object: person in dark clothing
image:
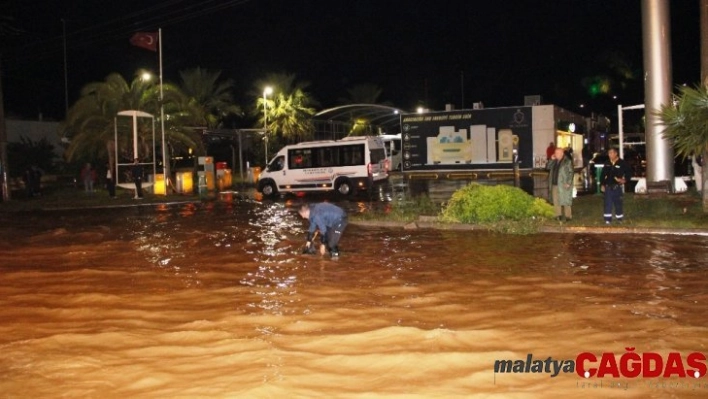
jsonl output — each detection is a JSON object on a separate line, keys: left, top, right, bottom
{"left": 81, "top": 163, "right": 96, "bottom": 193}
{"left": 23, "top": 167, "right": 34, "bottom": 197}
{"left": 546, "top": 142, "right": 555, "bottom": 160}
{"left": 581, "top": 145, "right": 592, "bottom": 168}
{"left": 30, "top": 165, "right": 42, "bottom": 197}
{"left": 600, "top": 148, "right": 633, "bottom": 224}
{"left": 298, "top": 202, "right": 348, "bottom": 258}
{"left": 131, "top": 158, "right": 144, "bottom": 199}
{"left": 106, "top": 163, "right": 116, "bottom": 198}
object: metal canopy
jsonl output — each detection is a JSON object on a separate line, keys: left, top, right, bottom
{"left": 313, "top": 104, "right": 404, "bottom": 138}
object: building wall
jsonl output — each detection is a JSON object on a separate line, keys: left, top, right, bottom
{"left": 553, "top": 106, "right": 586, "bottom": 168}
{"left": 531, "top": 105, "right": 555, "bottom": 168}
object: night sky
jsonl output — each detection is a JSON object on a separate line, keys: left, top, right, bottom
{"left": 2, "top": 1, "right": 701, "bottom": 123}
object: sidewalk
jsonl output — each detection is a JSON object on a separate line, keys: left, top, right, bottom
{"left": 350, "top": 218, "right": 708, "bottom": 236}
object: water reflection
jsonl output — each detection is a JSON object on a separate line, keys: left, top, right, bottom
{"left": 0, "top": 202, "right": 707, "bottom": 397}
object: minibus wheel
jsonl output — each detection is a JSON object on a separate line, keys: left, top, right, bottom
{"left": 260, "top": 180, "right": 278, "bottom": 197}
{"left": 335, "top": 178, "right": 353, "bottom": 196}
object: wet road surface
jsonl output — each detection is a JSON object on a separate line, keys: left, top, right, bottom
{"left": 1, "top": 199, "right": 707, "bottom": 398}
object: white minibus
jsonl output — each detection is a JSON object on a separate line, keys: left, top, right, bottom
{"left": 257, "top": 136, "right": 389, "bottom": 197}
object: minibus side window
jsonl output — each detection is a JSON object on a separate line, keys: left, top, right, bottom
{"left": 315, "top": 146, "right": 337, "bottom": 167}
{"left": 288, "top": 149, "right": 312, "bottom": 169}
{"left": 339, "top": 144, "right": 364, "bottom": 166}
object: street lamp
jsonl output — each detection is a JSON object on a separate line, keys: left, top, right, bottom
{"left": 263, "top": 86, "right": 273, "bottom": 164}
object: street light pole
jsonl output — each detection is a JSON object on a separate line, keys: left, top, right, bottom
{"left": 62, "top": 19, "right": 69, "bottom": 118}
{"left": 263, "top": 86, "right": 273, "bottom": 164}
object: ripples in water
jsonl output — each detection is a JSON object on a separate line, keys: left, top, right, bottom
{"left": 0, "top": 201, "right": 707, "bottom": 397}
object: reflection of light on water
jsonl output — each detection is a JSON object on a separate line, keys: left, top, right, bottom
{"left": 240, "top": 203, "right": 305, "bottom": 317}
{"left": 241, "top": 264, "right": 300, "bottom": 315}
{"left": 4, "top": 201, "right": 708, "bottom": 397}
{"left": 128, "top": 203, "right": 208, "bottom": 287}
{"left": 179, "top": 202, "right": 198, "bottom": 217}
{"left": 355, "top": 201, "right": 372, "bottom": 214}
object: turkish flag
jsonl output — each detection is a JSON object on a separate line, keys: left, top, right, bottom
{"left": 130, "top": 32, "right": 158, "bottom": 52}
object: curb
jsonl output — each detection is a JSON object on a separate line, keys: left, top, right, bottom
{"left": 349, "top": 219, "right": 708, "bottom": 236}
{"left": 41, "top": 200, "right": 199, "bottom": 211}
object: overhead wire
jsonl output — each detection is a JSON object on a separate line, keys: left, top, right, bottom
{"left": 5, "top": 0, "right": 253, "bottom": 66}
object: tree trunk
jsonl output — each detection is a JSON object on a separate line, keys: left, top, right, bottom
{"left": 702, "top": 0, "right": 708, "bottom": 211}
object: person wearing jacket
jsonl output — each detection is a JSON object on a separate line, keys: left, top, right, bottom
{"left": 131, "top": 158, "right": 144, "bottom": 199}
{"left": 298, "top": 202, "right": 348, "bottom": 258}
{"left": 600, "top": 147, "right": 633, "bottom": 224}
{"left": 546, "top": 147, "right": 575, "bottom": 222}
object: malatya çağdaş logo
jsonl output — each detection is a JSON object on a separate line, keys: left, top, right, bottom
{"left": 494, "top": 348, "right": 707, "bottom": 379}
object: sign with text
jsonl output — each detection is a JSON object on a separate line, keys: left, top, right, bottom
{"left": 400, "top": 107, "right": 533, "bottom": 171}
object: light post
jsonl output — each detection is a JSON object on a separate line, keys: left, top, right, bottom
{"left": 263, "top": 86, "right": 273, "bottom": 164}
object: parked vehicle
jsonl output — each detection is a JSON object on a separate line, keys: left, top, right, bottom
{"left": 589, "top": 148, "right": 645, "bottom": 178}
{"left": 257, "top": 136, "right": 389, "bottom": 197}
{"left": 380, "top": 134, "right": 402, "bottom": 172}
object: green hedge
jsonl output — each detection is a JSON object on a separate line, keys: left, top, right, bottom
{"left": 440, "top": 183, "right": 554, "bottom": 224}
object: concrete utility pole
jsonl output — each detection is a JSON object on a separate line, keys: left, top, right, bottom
{"left": 641, "top": 0, "right": 675, "bottom": 188}
{"left": 703, "top": 0, "right": 708, "bottom": 85}
{"left": 701, "top": 0, "right": 708, "bottom": 206}
{"left": 0, "top": 56, "right": 9, "bottom": 201}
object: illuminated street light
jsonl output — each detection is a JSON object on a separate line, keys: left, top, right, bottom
{"left": 141, "top": 71, "right": 152, "bottom": 82}
{"left": 263, "top": 86, "right": 273, "bottom": 164}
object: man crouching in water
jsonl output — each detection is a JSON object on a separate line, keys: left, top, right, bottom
{"left": 298, "top": 202, "right": 348, "bottom": 258}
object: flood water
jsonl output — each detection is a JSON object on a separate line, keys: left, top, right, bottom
{"left": 1, "top": 198, "right": 708, "bottom": 398}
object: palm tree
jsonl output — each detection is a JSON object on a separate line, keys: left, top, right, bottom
{"left": 253, "top": 73, "right": 317, "bottom": 147}
{"left": 338, "top": 83, "right": 384, "bottom": 105}
{"left": 337, "top": 83, "right": 390, "bottom": 137}
{"left": 179, "top": 67, "right": 242, "bottom": 129}
{"left": 62, "top": 72, "right": 203, "bottom": 177}
{"left": 659, "top": 83, "right": 708, "bottom": 211}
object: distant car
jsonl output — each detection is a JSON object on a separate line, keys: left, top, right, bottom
{"left": 588, "top": 149, "right": 643, "bottom": 192}
{"left": 589, "top": 149, "right": 644, "bottom": 178}
{"left": 591, "top": 148, "right": 693, "bottom": 192}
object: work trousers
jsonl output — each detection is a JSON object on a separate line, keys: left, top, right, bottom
{"left": 604, "top": 185, "right": 623, "bottom": 222}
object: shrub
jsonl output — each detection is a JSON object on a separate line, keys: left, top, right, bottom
{"left": 440, "top": 183, "right": 554, "bottom": 224}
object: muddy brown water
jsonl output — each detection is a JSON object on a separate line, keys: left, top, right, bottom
{"left": 1, "top": 199, "right": 707, "bottom": 398}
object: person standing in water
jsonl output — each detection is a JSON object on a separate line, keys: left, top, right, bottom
{"left": 298, "top": 202, "right": 348, "bottom": 258}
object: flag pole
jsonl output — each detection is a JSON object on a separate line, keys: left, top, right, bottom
{"left": 159, "top": 28, "right": 168, "bottom": 195}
